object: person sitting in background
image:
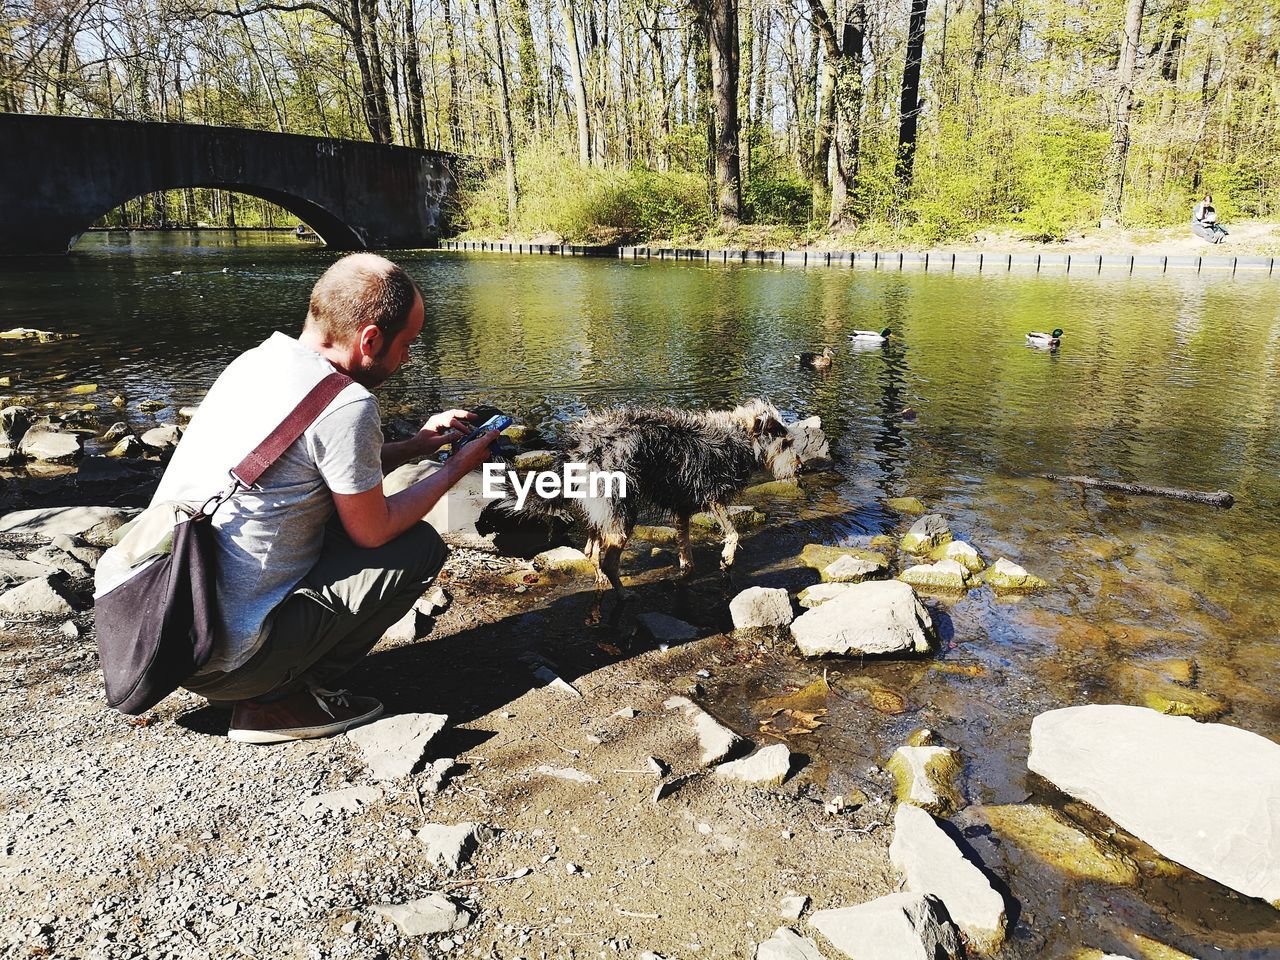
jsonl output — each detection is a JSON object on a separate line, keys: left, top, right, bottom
{"left": 1192, "top": 194, "right": 1229, "bottom": 244}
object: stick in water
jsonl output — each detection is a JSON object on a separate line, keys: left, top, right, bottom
{"left": 1043, "top": 474, "right": 1234, "bottom": 508}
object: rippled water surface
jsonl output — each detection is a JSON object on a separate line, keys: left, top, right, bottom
{"left": 4, "top": 232, "right": 1280, "bottom": 956}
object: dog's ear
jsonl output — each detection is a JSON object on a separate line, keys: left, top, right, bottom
{"left": 753, "top": 411, "right": 788, "bottom": 439}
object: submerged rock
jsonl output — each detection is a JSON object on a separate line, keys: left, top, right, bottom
{"left": 901, "top": 514, "right": 952, "bottom": 555}
{"left": 713, "top": 743, "right": 794, "bottom": 787}
{"left": 889, "top": 803, "right": 1008, "bottom": 952}
{"left": 886, "top": 745, "right": 964, "bottom": 816}
{"left": 1028, "top": 704, "right": 1280, "bottom": 906}
{"left": 953, "top": 804, "right": 1138, "bottom": 885}
{"left": 790, "top": 581, "right": 933, "bottom": 658}
{"left": 800, "top": 543, "right": 886, "bottom": 575}
{"left": 899, "top": 559, "right": 969, "bottom": 592}
{"left": 822, "top": 553, "right": 887, "bottom": 583}
{"left": 692, "top": 505, "right": 766, "bottom": 529}
{"left": 808, "top": 893, "right": 961, "bottom": 960}
{"left": 730, "top": 586, "right": 794, "bottom": 630}
{"left": 886, "top": 496, "right": 926, "bottom": 515}
{"left": 743, "top": 478, "right": 804, "bottom": 498}
{"left": 983, "top": 558, "right": 1048, "bottom": 593}
{"left": 514, "top": 449, "right": 557, "bottom": 470}
{"left": 634, "top": 524, "right": 679, "bottom": 544}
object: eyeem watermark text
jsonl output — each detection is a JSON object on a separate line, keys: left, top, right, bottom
{"left": 483, "top": 462, "right": 628, "bottom": 509}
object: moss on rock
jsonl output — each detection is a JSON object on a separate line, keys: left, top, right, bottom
{"left": 886, "top": 745, "right": 964, "bottom": 816}
{"left": 983, "top": 558, "right": 1049, "bottom": 593}
{"left": 886, "top": 496, "right": 926, "bottom": 514}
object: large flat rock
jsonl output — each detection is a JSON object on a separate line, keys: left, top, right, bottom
{"left": 889, "top": 803, "right": 1008, "bottom": 952}
{"left": 809, "top": 892, "right": 961, "bottom": 960}
{"left": 0, "top": 505, "right": 137, "bottom": 540}
{"left": 1028, "top": 704, "right": 1280, "bottom": 906}
{"left": 790, "top": 580, "right": 932, "bottom": 658}
{"left": 347, "top": 712, "right": 448, "bottom": 781}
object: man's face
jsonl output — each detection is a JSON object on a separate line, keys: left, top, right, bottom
{"left": 354, "top": 293, "right": 424, "bottom": 389}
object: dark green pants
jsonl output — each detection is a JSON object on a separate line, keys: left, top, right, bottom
{"left": 185, "top": 521, "right": 448, "bottom": 703}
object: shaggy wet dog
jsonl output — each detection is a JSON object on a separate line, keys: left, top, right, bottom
{"left": 488, "top": 399, "right": 803, "bottom": 620}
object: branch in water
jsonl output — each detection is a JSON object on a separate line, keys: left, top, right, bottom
{"left": 1043, "top": 474, "right": 1234, "bottom": 509}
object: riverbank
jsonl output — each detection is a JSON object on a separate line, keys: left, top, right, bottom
{"left": 454, "top": 218, "right": 1280, "bottom": 261}
{"left": 4, "top": 492, "right": 1277, "bottom": 960}
{"left": 1, "top": 412, "right": 1278, "bottom": 957}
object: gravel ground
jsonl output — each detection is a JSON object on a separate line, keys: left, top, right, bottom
{"left": 0, "top": 536, "right": 902, "bottom": 960}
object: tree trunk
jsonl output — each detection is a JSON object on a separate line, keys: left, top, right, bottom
{"left": 559, "top": 0, "right": 592, "bottom": 164}
{"left": 442, "top": 0, "right": 463, "bottom": 149}
{"left": 404, "top": 0, "right": 426, "bottom": 147}
{"left": 813, "top": 56, "right": 835, "bottom": 188}
{"left": 703, "top": 0, "right": 743, "bottom": 226}
{"left": 511, "top": 0, "right": 541, "bottom": 135}
{"left": 487, "top": 0, "right": 520, "bottom": 225}
{"left": 1103, "top": 0, "right": 1146, "bottom": 218}
{"left": 895, "top": 0, "right": 928, "bottom": 191}
{"left": 829, "top": 8, "right": 865, "bottom": 226}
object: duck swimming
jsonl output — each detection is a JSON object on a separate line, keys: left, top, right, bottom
{"left": 798, "top": 347, "right": 836, "bottom": 370}
{"left": 1026, "top": 328, "right": 1063, "bottom": 349}
{"left": 851, "top": 328, "right": 891, "bottom": 344}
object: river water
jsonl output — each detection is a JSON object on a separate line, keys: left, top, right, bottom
{"left": 3, "top": 232, "right": 1279, "bottom": 956}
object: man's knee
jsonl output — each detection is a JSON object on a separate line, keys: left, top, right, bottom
{"left": 389, "top": 521, "right": 449, "bottom": 587}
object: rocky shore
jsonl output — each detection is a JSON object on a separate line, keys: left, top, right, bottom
{"left": 1, "top": 383, "right": 1277, "bottom": 959}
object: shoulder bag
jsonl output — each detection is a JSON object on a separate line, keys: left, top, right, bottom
{"left": 95, "top": 371, "right": 352, "bottom": 715}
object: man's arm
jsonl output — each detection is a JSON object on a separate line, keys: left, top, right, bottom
{"left": 335, "top": 430, "right": 501, "bottom": 549}
{"left": 380, "top": 408, "right": 477, "bottom": 473}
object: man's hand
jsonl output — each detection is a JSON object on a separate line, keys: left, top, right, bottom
{"left": 381, "top": 408, "right": 479, "bottom": 473}
{"left": 336, "top": 426, "right": 505, "bottom": 549}
{"left": 416, "top": 408, "right": 478, "bottom": 454}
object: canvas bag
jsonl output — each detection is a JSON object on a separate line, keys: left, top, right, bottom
{"left": 94, "top": 371, "right": 352, "bottom": 715}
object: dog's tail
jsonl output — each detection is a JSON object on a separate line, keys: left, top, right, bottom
{"left": 482, "top": 451, "right": 579, "bottom": 523}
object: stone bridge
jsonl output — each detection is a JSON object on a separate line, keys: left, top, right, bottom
{"left": 0, "top": 113, "right": 461, "bottom": 255}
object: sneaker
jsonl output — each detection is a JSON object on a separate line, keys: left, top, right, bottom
{"left": 228, "top": 687, "right": 383, "bottom": 744}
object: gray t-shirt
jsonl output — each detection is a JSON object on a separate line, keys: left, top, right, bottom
{"left": 96, "top": 332, "right": 384, "bottom": 673}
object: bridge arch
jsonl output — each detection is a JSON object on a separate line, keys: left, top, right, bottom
{"left": 75, "top": 183, "right": 366, "bottom": 251}
{"left": 1, "top": 113, "right": 459, "bottom": 256}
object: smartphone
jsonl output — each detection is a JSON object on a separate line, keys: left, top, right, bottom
{"left": 439, "top": 414, "right": 512, "bottom": 461}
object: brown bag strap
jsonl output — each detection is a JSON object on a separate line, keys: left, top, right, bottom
{"left": 230, "top": 371, "right": 353, "bottom": 487}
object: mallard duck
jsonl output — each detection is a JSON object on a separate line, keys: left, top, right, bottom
{"left": 798, "top": 347, "right": 836, "bottom": 370}
{"left": 851, "top": 328, "right": 890, "bottom": 344}
{"left": 1026, "top": 328, "right": 1063, "bottom": 349}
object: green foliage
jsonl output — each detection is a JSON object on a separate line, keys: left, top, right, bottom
{"left": 459, "top": 143, "right": 712, "bottom": 244}
{"left": 743, "top": 170, "right": 812, "bottom": 226}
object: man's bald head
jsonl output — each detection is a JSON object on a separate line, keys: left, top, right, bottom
{"left": 303, "top": 253, "right": 421, "bottom": 346}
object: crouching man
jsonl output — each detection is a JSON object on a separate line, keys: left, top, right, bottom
{"left": 95, "top": 253, "right": 499, "bottom": 743}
